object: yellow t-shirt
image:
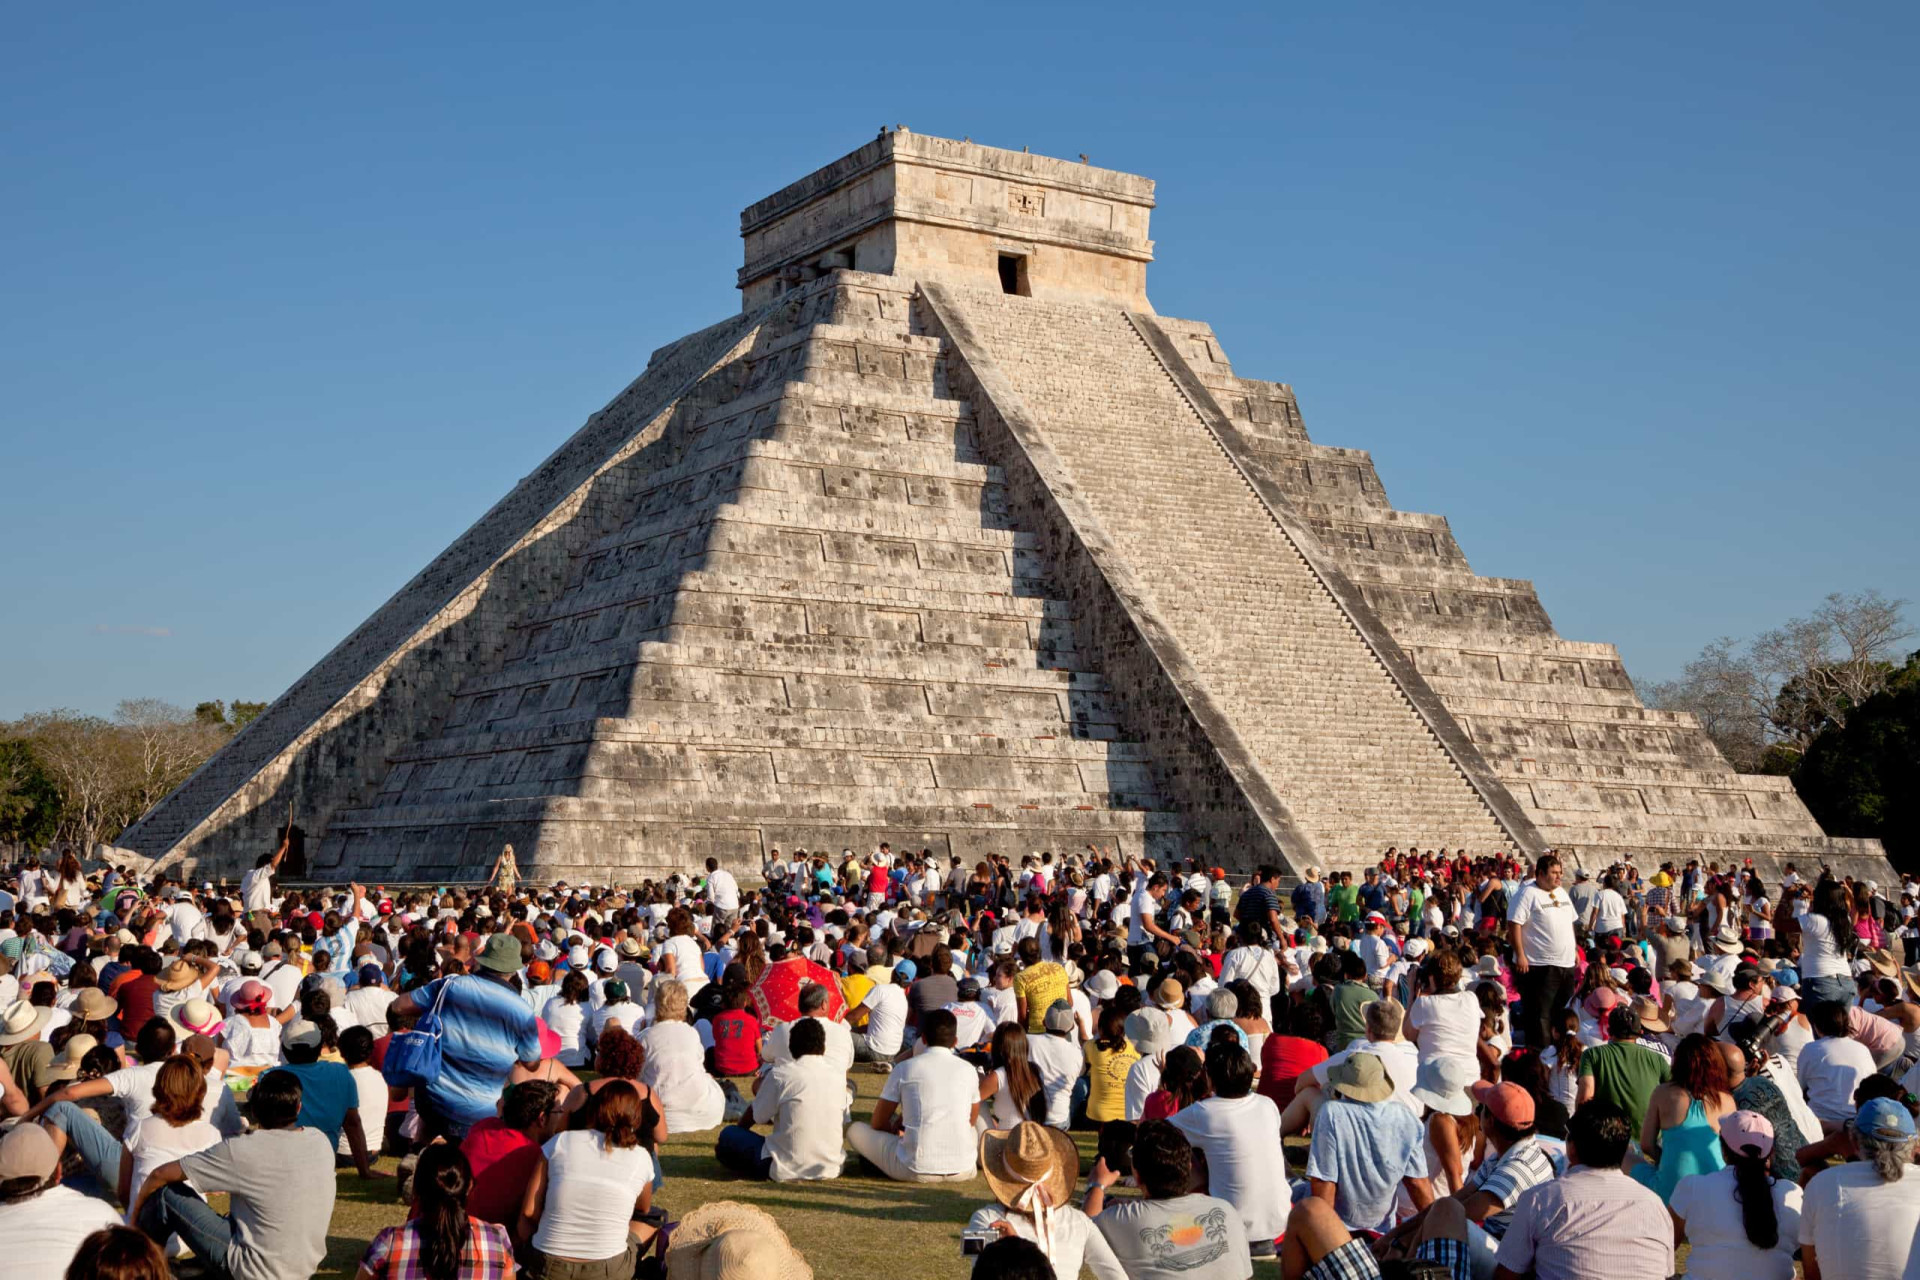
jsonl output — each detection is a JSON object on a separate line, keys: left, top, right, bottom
{"left": 1084, "top": 1039, "right": 1142, "bottom": 1123}
{"left": 840, "top": 974, "right": 875, "bottom": 1029}
{"left": 1012, "top": 961, "right": 1068, "bottom": 1032}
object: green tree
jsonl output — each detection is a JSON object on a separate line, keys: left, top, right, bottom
{"left": 0, "top": 738, "right": 63, "bottom": 848}
{"left": 1793, "top": 652, "right": 1920, "bottom": 868}
{"left": 229, "top": 700, "right": 267, "bottom": 730}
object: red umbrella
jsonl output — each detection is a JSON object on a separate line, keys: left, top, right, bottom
{"left": 752, "top": 955, "right": 847, "bottom": 1024}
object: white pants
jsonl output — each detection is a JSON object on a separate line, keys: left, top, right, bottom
{"left": 844, "top": 1122, "right": 973, "bottom": 1183}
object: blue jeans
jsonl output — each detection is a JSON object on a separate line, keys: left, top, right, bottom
{"left": 142, "top": 1184, "right": 234, "bottom": 1279}
{"left": 714, "top": 1124, "right": 773, "bottom": 1179}
{"left": 1802, "top": 974, "right": 1856, "bottom": 1007}
{"left": 41, "top": 1101, "right": 125, "bottom": 1202}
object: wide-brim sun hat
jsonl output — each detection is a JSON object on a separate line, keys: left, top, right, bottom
{"left": 0, "top": 1000, "right": 51, "bottom": 1046}
{"left": 1409, "top": 1055, "right": 1476, "bottom": 1116}
{"left": 1329, "top": 1051, "right": 1396, "bottom": 1104}
{"left": 665, "top": 1200, "right": 812, "bottom": 1280}
{"left": 156, "top": 960, "right": 199, "bottom": 992}
{"left": 980, "top": 1120, "right": 1079, "bottom": 1213}
{"left": 72, "top": 987, "right": 116, "bottom": 1022}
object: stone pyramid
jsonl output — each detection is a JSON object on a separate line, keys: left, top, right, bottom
{"left": 123, "top": 131, "right": 1889, "bottom": 884}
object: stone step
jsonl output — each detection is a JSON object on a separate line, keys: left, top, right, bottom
{"left": 390, "top": 714, "right": 1157, "bottom": 766}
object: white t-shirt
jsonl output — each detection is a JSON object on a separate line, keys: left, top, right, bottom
{"left": 241, "top": 867, "right": 273, "bottom": 913}
{"left": 1507, "top": 881, "right": 1577, "bottom": 967}
{"left": 880, "top": 1045, "right": 977, "bottom": 1176}
{"left": 221, "top": 1017, "right": 284, "bottom": 1071}
{"left": 0, "top": 1184, "right": 124, "bottom": 1276}
{"left": 1124, "top": 1055, "right": 1163, "bottom": 1122}
{"left": 1169, "top": 1094, "right": 1292, "bottom": 1243}
{"left": 1798, "top": 1036, "right": 1879, "bottom": 1123}
{"left": 861, "top": 983, "right": 909, "bottom": 1058}
{"left": 1670, "top": 1164, "right": 1801, "bottom": 1280}
{"left": 979, "top": 986, "right": 1018, "bottom": 1027}
{"left": 1028, "top": 1033, "right": 1083, "bottom": 1127}
{"left": 531, "top": 1130, "right": 655, "bottom": 1261}
{"left": 637, "top": 1020, "right": 725, "bottom": 1133}
{"left": 126, "top": 1114, "right": 224, "bottom": 1221}
{"left": 1591, "top": 888, "right": 1628, "bottom": 933}
{"left": 763, "top": 1015, "right": 855, "bottom": 1076}
{"left": 1796, "top": 912, "right": 1851, "bottom": 981}
{"left": 1219, "top": 946, "right": 1281, "bottom": 1004}
{"left": 591, "top": 1000, "right": 649, "bottom": 1043}
{"left": 706, "top": 869, "right": 740, "bottom": 912}
{"left": 339, "top": 1065, "right": 389, "bottom": 1156}
{"left": 658, "top": 935, "right": 707, "bottom": 999}
{"left": 1127, "top": 889, "right": 1159, "bottom": 947}
{"left": 1408, "top": 991, "right": 1481, "bottom": 1067}
{"left": 541, "top": 997, "right": 590, "bottom": 1067}
{"left": 752, "top": 1054, "right": 845, "bottom": 1181}
{"left": 965, "top": 1203, "right": 1128, "bottom": 1280}
{"left": 344, "top": 986, "right": 396, "bottom": 1036}
{"left": 1799, "top": 1160, "right": 1920, "bottom": 1280}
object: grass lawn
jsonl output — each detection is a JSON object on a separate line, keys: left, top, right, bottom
{"left": 312, "top": 1075, "right": 1709, "bottom": 1278}
{"left": 318, "top": 1069, "right": 1059, "bottom": 1279}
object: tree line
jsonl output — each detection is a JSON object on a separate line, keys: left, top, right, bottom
{"left": 0, "top": 698, "right": 264, "bottom": 857}
{"left": 1645, "top": 589, "right": 1916, "bottom": 864}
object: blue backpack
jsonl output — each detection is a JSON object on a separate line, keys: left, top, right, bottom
{"left": 381, "top": 975, "right": 455, "bottom": 1089}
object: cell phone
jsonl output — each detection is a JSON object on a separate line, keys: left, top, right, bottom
{"left": 961, "top": 1229, "right": 998, "bottom": 1256}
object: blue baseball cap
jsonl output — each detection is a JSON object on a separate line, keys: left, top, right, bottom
{"left": 1856, "top": 1097, "right": 1916, "bottom": 1141}
{"left": 892, "top": 960, "right": 918, "bottom": 983}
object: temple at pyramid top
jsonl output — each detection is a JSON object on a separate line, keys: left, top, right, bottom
{"left": 117, "top": 130, "right": 1889, "bottom": 888}
{"left": 739, "top": 130, "right": 1157, "bottom": 311}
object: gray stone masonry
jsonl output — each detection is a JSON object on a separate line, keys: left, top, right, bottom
{"left": 120, "top": 132, "right": 1888, "bottom": 886}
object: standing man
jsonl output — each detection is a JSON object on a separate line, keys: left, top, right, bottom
{"left": 1291, "top": 866, "right": 1327, "bottom": 927}
{"left": 704, "top": 857, "right": 740, "bottom": 927}
{"left": 1127, "top": 873, "right": 1178, "bottom": 969}
{"left": 1237, "top": 867, "right": 1286, "bottom": 939}
{"left": 1507, "top": 853, "right": 1578, "bottom": 1052}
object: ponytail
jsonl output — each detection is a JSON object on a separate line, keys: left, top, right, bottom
{"left": 411, "top": 1142, "right": 474, "bottom": 1280}
{"left": 1730, "top": 1148, "right": 1778, "bottom": 1250}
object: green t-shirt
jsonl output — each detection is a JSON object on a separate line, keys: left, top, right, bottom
{"left": 1328, "top": 980, "right": 1378, "bottom": 1051}
{"left": 1576, "top": 1040, "right": 1670, "bottom": 1131}
{"left": 1328, "top": 885, "right": 1360, "bottom": 923}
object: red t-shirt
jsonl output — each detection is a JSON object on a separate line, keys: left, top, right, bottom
{"left": 709, "top": 1009, "right": 763, "bottom": 1076}
{"left": 460, "top": 1119, "right": 541, "bottom": 1225}
{"left": 1256, "top": 1034, "right": 1329, "bottom": 1111}
{"left": 117, "top": 974, "right": 159, "bottom": 1042}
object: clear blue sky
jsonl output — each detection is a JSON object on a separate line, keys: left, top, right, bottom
{"left": 4, "top": 4, "right": 1914, "bottom": 720}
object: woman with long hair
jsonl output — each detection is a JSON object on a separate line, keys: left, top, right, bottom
{"left": 1669, "top": 1110, "right": 1803, "bottom": 1280}
{"left": 361, "top": 1142, "right": 513, "bottom": 1280}
{"left": 1083, "top": 1003, "right": 1141, "bottom": 1125}
{"left": 1797, "top": 877, "right": 1860, "bottom": 1006}
{"left": 733, "top": 930, "right": 768, "bottom": 985}
{"left": 1540, "top": 1007, "right": 1582, "bottom": 1109}
{"left": 1745, "top": 874, "right": 1774, "bottom": 944}
{"left": 981, "top": 1022, "right": 1047, "bottom": 1130}
{"left": 1141, "top": 1045, "right": 1209, "bottom": 1121}
{"left": 1631, "top": 1032, "right": 1737, "bottom": 1202}
{"left": 520, "top": 1081, "right": 658, "bottom": 1275}
{"left": 49, "top": 849, "right": 84, "bottom": 911}
{"left": 540, "top": 970, "right": 592, "bottom": 1068}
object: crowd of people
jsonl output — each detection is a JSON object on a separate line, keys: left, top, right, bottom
{"left": 2, "top": 837, "right": 1919, "bottom": 1280}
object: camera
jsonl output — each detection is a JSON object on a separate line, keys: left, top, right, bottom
{"left": 961, "top": 1229, "right": 999, "bottom": 1256}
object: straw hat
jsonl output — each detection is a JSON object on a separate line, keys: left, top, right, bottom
{"left": 1867, "top": 949, "right": 1900, "bottom": 980}
{"left": 171, "top": 998, "right": 225, "bottom": 1039}
{"left": 665, "top": 1200, "right": 812, "bottom": 1280}
{"left": 980, "top": 1121, "right": 1080, "bottom": 1214}
{"left": 156, "top": 959, "right": 200, "bottom": 992}
{"left": 71, "top": 987, "right": 116, "bottom": 1022}
{"left": 43, "top": 1033, "right": 98, "bottom": 1083}
{"left": 1631, "top": 996, "right": 1671, "bottom": 1033}
{"left": 0, "top": 1000, "right": 50, "bottom": 1046}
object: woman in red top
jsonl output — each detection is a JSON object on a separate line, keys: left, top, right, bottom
{"left": 1257, "top": 1001, "right": 1330, "bottom": 1113}
{"left": 706, "top": 985, "right": 763, "bottom": 1077}
{"left": 459, "top": 1078, "right": 559, "bottom": 1226}
{"left": 1141, "top": 1045, "right": 1209, "bottom": 1122}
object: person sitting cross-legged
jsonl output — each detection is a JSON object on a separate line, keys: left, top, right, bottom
{"left": 714, "top": 1015, "right": 846, "bottom": 1181}
{"left": 129, "top": 1068, "right": 339, "bottom": 1280}
{"left": 846, "top": 1008, "right": 978, "bottom": 1181}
